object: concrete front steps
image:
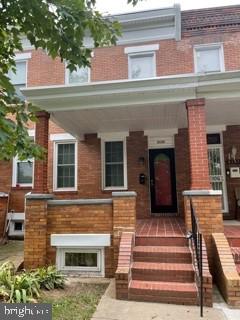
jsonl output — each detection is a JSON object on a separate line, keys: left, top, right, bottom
{"left": 129, "top": 235, "right": 198, "bottom": 305}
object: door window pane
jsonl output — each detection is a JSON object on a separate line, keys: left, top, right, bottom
{"left": 105, "top": 141, "right": 124, "bottom": 187}
{"left": 17, "top": 161, "right": 33, "bottom": 184}
{"left": 69, "top": 66, "right": 89, "bottom": 84}
{"left": 154, "top": 153, "right": 172, "bottom": 206}
{"left": 65, "top": 252, "right": 98, "bottom": 267}
{"left": 57, "top": 143, "right": 76, "bottom": 188}
{"left": 129, "top": 54, "right": 155, "bottom": 79}
{"left": 196, "top": 47, "right": 222, "bottom": 73}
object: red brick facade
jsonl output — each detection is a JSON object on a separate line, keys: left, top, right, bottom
{"left": 1, "top": 5, "right": 240, "bottom": 305}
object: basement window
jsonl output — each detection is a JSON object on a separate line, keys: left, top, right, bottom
{"left": 57, "top": 248, "right": 103, "bottom": 274}
{"left": 14, "top": 222, "right": 23, "bottom": 231}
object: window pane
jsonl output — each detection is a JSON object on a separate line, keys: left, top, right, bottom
{"left": 58, "top": 144, "right": 75, "bottom": 165}
{"left": 57, "top": 143, "right": 75, "bottom": 188}
{"left": 14, "top": 222, "right": 23, "bottom": 231}
{"left": 8, "top": 61, "right": 26, "bottom": 85}
{"left": 17, "top": 162, "right": 33, "bottom": 184}
{"left": 106, "top": 164, "right": 124, "bottom": 187}
{"left": 69, "top": 66, "right": 89, "bottom": 83}
{"left": 65, "top": 252, "right": 98, "bottom": 267}
{"left": 130, "top": 54, "right": 154, "bottom": 79}
{"left": 196, "top": 48, "right": 221, "bottom": 73}
{"left": 105, "top": 141, "right": 123, "bottom": 162}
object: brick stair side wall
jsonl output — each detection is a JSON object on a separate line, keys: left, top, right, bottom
{"left": 212, "top": 233, "right": 240, "bottom": 307}
{"left": 115, "top": 232, "right": 135, "bottom": 299}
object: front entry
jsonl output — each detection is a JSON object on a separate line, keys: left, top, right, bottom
{"left": 149, "top": 148, "right": 177, "bottom": 214}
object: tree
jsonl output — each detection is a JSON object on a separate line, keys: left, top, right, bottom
{"left": 0, "top": 0, "right": 142, "bottom": 161}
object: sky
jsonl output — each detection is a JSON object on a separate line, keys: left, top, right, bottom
{"left": 96, "top": 0, "right": 240, "bottom": 14}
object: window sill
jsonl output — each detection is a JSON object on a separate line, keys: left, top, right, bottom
{"left": 11, "top": 186, "right": 32, "bottom": 191}
{"left": 103, "top": 187, "right": 128, "bottom": 192}
{"left": 53, "top": 190, "right": 78, "bottom": 195}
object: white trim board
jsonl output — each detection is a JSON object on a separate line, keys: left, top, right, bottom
{"left": 50, "top": 133, "right": 76, "bottom": 141}
{"left": 124, "top": 44, "right": 159, "bottom": 54}
{"left": 51, "top": 234, "right": 111, "bottom": 247}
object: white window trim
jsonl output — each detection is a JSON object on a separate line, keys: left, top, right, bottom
{"left": 53, "top": 140, "right": 78, "bottom": 192}
{"left": 101, "top": 137, "right": 128, "bottom": 191}
{"left": 194, "top": 43, "right": 225, "bottom": 74}
{"left": 56, "top": 247, "right": 105, "bottom": 276}
{"left": 65, "top": 62, "right": 91, "bottom": 85}
{"left": 13, "top": 53, "right": 31, "bottom": 87}
{"left": 128, "top": 51, "right": 157, "bottom": 80}
{"left": 12, "top": 130, "right": 35, "bottom": 187}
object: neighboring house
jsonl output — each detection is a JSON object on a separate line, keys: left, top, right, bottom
{"left": 1, "top": 4, "right": 240, "bottom": 306}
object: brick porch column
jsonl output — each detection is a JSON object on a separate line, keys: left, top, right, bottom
{"left": 186, "top": 98, "right": 211, "bottom": 190}
{"left": 184, "top": 99, "right": 223, "bottom": 271}
{"left": 33, "top": 111, "right": 50, "bottom": 194}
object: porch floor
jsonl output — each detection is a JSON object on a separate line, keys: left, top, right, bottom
{"left": 136, "top": 217, "right": 186, "bottom": 237}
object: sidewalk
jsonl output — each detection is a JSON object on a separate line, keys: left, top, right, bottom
{"left": 92, "top": 280, "right": 227, "bottom": 320}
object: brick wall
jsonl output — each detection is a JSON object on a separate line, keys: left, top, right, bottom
{"left": 212, "top": 233, "right": 240, "bottom": 307}
{"left": 184, "top": 195, "right": 224, "bottom": 270}
{"left": 47, "top": 202, "right": 114, "bottom": 277}
{"left": 175, "top": 129, "right": 191, "bottom": 217}
{"left": 24, "top": 193, "right": 136, "bottom": 277}
{"left": 0, "top": 195, "right": 8, "bottom": 237}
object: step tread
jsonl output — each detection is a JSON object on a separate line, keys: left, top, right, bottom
{"left": 133, "top": 246, "right": 190, "bottom": 253}
{"left": 130, "top": 280, "right": 197, "bottom": 293}
{"left": 132, "top": 261, "right": 194, "bottom": 271}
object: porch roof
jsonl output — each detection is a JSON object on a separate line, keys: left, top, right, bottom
{"left": 22, "top": 71, "right": 240, "bottom": 137}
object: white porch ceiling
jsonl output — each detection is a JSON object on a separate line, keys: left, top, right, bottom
{"left": 22, "top": 71, "right": 240, "bottom": 138}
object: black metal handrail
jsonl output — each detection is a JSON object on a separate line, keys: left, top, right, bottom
{"left": 189, "top": 198, "right": 203, "bottom": 317}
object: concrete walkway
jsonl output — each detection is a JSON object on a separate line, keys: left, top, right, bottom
{"left": 0, "top": 240, "right": 24, "bottom": 269}
{"left": 92, "top": 280, "right": 227, "bottom": 320}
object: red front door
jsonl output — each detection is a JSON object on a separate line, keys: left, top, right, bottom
{"left": 149, "top": 148, "right": 177, "bottom": 214}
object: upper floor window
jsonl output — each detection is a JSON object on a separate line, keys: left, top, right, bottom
{"left": 128, "top": 53, "right": 156, "bottom": 79}
{"left": 54, "top": 141, "right": 77, "bottom": 191}
{"left": 194, "top": 44, "right": 224, "bottom": 74}
{"left": 8, "top": 61, "right": 27, "bottom": 99}
{"left": 66, "top": 66, "right": 90, "bottom": 84}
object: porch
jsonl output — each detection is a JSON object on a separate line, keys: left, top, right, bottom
{"left": 22, "top": 71, "right": 240, "bottom": 220}
{"left": 21, "top": 71, "right": 240, "bottom": 306}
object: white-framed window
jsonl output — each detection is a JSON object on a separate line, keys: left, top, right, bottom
{"left": 128, "top": 52, "right": 156, "bottom": 79}
{"left": 194, "top": 44, "right": 225, "bottom": 74}
{"left": 65, "top": 65, "right": 90, "bottom": 84}
{"left": 101, "top": 138, "right": 127, "bottom": 190}
{"left": 8, "top": 53, "right": 31, "bottom": 99}
{"left": 57, "top": 248, "right": 104, "bottom": 274}
{"left": 12, "top": 130, "right": 34, "bottom": 187}
{"left": 53, "top": 141, "right": 77, "bottom": 191}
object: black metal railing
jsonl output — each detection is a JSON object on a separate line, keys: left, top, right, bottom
{"left": 189, "top": 198, "right": 203, "bottom": 317}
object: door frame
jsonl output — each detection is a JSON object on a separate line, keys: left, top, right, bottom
{"left": 148, "top": 148, "right": 177, "bottom": 214}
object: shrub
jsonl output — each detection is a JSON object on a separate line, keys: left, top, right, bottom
{"left": 0, "top": 262, "right": 40, "bottom": 302}
{"left": 0, "top": 262, "right": 65, "bottom": 303}
{"left": 33, "top": 266, "right": 65, "bottom": 290}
